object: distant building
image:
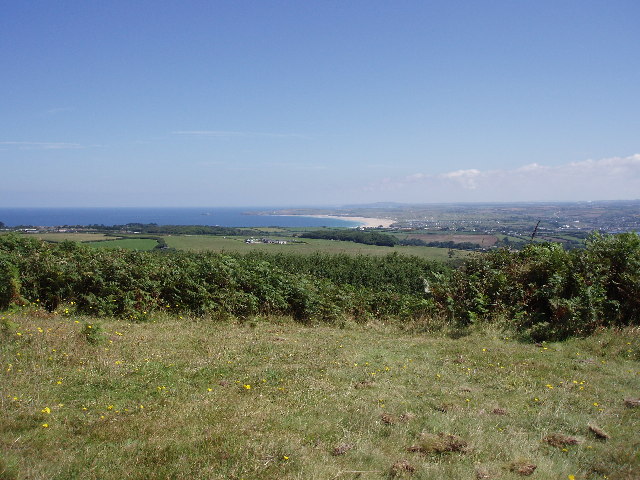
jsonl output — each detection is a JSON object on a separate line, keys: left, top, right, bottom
{"left": 245, "top": 237, "right": 288, "bottom": 245}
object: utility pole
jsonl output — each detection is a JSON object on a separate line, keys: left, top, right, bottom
{"left": 530, "top": 220, "right": 540, "bottom": 242}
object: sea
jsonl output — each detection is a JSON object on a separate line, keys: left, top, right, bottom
{"left": 0, "top": 207, "right": 360, "bottom": 228}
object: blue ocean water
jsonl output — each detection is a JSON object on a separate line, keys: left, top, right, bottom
{"left": 0, "top": 207, "right": 360, "bottom": 228}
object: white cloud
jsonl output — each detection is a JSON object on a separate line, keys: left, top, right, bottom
{"left": 366, "top": 154, "right": 640, "bottom": 202}
{"left": 439, "top": 169, "right": 482, "bottom": 189}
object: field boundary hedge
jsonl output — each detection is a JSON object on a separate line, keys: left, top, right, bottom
{"left": 1, "top": 232, "right": 638, "bottom": 339}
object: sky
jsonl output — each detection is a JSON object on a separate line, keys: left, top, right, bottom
{"left": 2, "top": 0, "right": 639, "bottom": 207}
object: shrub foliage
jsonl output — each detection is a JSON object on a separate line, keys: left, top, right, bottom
{"left": 1, "top": 232, "right": 638, "bottom": 338}
{"left": 300, "top": 229, "right": 399, "bottom": 246}
{"left": 431, "top": 232, "right": 640, "bottom": 339}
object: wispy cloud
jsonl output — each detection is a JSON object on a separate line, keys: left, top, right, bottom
{"left": 171, "top": 130, "right": 311, "bottom": 139}
{"left": 0, "top": 141, "right": 85, "bottom": 150}
{"left": 367, "top": 154, "right": 640, "bottom": 202}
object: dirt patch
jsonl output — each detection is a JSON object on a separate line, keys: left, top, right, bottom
{"left": 332, "top": 443, "right": 353, "bottom": 456}
{"left": 381, "top": 413, "right": 397, "bottom": 425}
{"left": 354, "top": 380, "right": 375, "bottom": 389}
{"left": 435, "top": 403, "right": 460, "bottom": 413}
{"left": 390, "top": 460, "right": 415, "bottom": 477}
{"left": 509, "top": 460, "right": 537, "bottom": 476}
{"left": 543, "top": 433, "right": 581, "bottom": 448}
{"left": 624, "top": 397, "right": 640, "bottom": 408}
{"left": 408, "top": 433, "right": 469, "bottom": 454}
{"left": 381, "top": 412, "right": 414, "bottom": 425}
{"left": 399, "top": 413, "right": 415, "bottom": 422}
{"left": 588, "top": 424, "right": 609, "bottom": 440}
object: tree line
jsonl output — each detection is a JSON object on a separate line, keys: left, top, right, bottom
{"left": 299, "top": 229, "right": 398, "bottom": 246}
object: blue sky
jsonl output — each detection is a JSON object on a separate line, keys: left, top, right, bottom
{"left": 2, "top": 1, "right": 639, "bottom": 207}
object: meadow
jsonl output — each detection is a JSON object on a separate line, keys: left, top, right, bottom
{"left": 164, "top": 235, "right": 465, "bottom": 261}
{"left": 17, "top": 232, "right": 469, "bottom": 260}
{"left": 1, "top": 311, "right": 638, "bottom": 479}
{"left": 1, "top": 232, "right": 639, "bottom": 479}
{"left": 22, "top": 233, "right": 114, "bottom": 243}
{"left": 85, "top": 238, "right": 158, "bottom": 251}
{"left": 20, "top": 234, "right": 158, "bottom": 251}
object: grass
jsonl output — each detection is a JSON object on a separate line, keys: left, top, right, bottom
{"left": 18, "top": 233, "right": 159, "bottom": 251}
{"left": 85, "top": 238, "right": 158, "bottom": 250}
{"left": 13, "top": 231, "right": 471, "bottom": 260}
{"left": 396, "top": 232, "right": 499, "bottom": 247}
{"left": 164, "top": 235, "right": 469, "bottom": 260}
{"left": 20, "top": 233, "right": 115, "bottom": 242}
{"left": 1, "top": 309, "right": 638, "bottom": 479}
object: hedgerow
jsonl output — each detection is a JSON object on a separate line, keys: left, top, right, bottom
{"left": 430, "top": 232, "right": 640, "bottom": 339}
{"left": 0, "top": 235, "right": 438, "bottom": 323}
{"left": 1, "top": 232, "right": 638, "bottom": 339}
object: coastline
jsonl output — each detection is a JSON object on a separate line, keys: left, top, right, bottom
{"left": 293, "top": 214, "right": 395, "bottom": 228}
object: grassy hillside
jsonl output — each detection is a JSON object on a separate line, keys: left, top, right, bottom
{"left": 1, "top": 311, "right": 638, "bottom": 479}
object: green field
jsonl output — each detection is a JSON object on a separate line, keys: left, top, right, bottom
{"left": 2, "top": 311, "right": 638, "bottom": 479}
{"left": 16, "top": 233, "right": 159, "bottom": 251}
{"left": 85, "top": 238, "right": 158, "bottom": 250}
{"left": 11, "top": 232, "right": 469, "bottom": 260}
{"left": 20, "top": 233, "right": 114, "bottom": 243}
{"left": 164, "top": 235, "right": 468, "bottom": 260}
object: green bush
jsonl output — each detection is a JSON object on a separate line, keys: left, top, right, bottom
{"left": 0, "top": 252, "right": 23, "bottom": 309}
{"left": 81, "top": 321, "right": 105, "bottom": 344}
{"left": 430, "top": 233, "right": 640, "bottom": 339}
{"left": 1, "top": 232, "right": 638, "bottom": 339}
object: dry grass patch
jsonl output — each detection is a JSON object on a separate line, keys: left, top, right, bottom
{"left": 588, "top": 423, "right": 610, "bottom": 440}
{"left": 509, "top": 459, "right": 537, "bottom": 476}
{"left": 475, "top": 465, "right": 497, "bottom": 479}
{"left": 389, "top": 459, "right": 415, "bottom": 477}
{"left": 543, "top": 433, "right": 581, "bottom": 448}
{"left": 332, "top": 443, "right": 353, "bottom": 456}
{"left": 407, "top": 432, "right": 469, "bottom": 455}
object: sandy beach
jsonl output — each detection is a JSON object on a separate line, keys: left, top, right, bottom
{"left": 301, "top": 215, "right": 395, "bottom": 228}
